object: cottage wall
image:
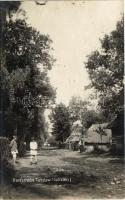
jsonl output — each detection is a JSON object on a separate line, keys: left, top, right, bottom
{"left": 112, "top": 127, "right": 124, "bottom": 153}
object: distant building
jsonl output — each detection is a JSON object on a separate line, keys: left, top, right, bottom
{"left": 84, "top": 123, "right": 112, "bottom": 152}
{"left": 65, "top": 122, "right": 113, "bottom": 152}
{"left": 107, "top": 112, "right": 124, "bottom": 154}
{"left": 65, "top": 120, "right": 83, "bottom": 150}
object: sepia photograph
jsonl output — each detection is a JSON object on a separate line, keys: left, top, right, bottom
{"left": 0, "top": 0, "right": 124, "bottom": 199}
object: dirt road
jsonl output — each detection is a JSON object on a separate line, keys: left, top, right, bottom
{"left": 1, "top": 149, "right": 125, "bottom": 199}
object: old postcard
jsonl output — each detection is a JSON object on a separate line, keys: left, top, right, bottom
{"left": 0, "top": 0, "right": 124, "bottom": 199}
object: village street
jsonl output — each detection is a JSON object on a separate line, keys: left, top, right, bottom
{"left": 2, "top": 149, "right": 125, "bottom": 199}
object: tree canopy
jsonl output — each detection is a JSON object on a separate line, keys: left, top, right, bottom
{"left": 68, "top": 96, "right": 91, "bottom": 123}
{"left": 68, "top": 96, "right": 104, "bottom": 130}
{"left": 0, "top": 18, "right": 56, "bottom": 141}
{"left": 50, "top": 103, "right": 71, "bottom": 142}
{"left": 85, "top": 18, "right": 124, "bottom": 118}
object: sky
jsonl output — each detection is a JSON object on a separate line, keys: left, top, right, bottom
{"left": 20, "top": 0, "right": 123, "bottom": 106}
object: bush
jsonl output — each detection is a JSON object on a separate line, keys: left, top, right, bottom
{"left": 0, "top": 137, "right": 15, "bottom": 185}
{"left": 0, "top": 159, "right": 15, "bottom": 185}
{"left": 0, "top": 137, "right": 10, "bottom": 161}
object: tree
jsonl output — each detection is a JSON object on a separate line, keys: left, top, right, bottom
{"left": 0, "top": 19, "right": 56, "bottom": 141}
{"left": 95, "top": 125, "right": 107, "bottom": 144}
{"left": 68, "top": 96, "right": 91, "bottom": 123}
{"left": 50, "top": 103, "right": 71, "bottom": 142}
{"left": 85, "top": 18, "right": 124, "bottom": 118}
{"left": 82, "top": 109, "right": 104, "bottom": 129}
{"left": 68, "top": 96, "right": 105, "bottom": 133}
{"left": 0, "top": 2, "right": 21, "bottom": 15}
{"left": 0, "top": 2, "right": 21, "bottom": 67}
{"left": 0, "top": 1, "right": 21, "bottom": 32}
{"left": 0, "top": 2, "right": 21, "bottom": 137}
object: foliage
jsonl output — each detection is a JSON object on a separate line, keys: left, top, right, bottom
{"left": 95, "top": 125, "right": 108, "bottom": 143}
{"left": 0, "top": 19, "right": 56, "bottom": 141}
{"left": 85, "top": 18, "right": 124, "bottom": 118}
{"left": 0, "top": 2, "right": 21, "bottom": 57}
{"left": 4, "top": 19, "right": 55, "bottom": 71}
{"left": 68, "top": 96, "right": 91, "bottom": 123}
{"left": 50, "top": 103, "right": 71, "bottom": 142}
{"left": 0, "top": 1, "right": 21, "bottom": 16}
{"left": 0, "top": 137, "right": 10, "bottom": 161}
{"left": 82, "top": 110, "right": 104, "bottom": 129}
{"left": 0, "top": 137, "right": 16, "bottom": 184}
{"left": 68, "top": 96, "right": 103, "bottom": 129}
{"left": 0, "top": 159, "right": 16, "bottom": 185}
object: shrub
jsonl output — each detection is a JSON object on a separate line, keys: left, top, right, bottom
{"left": 0, "top": 137, "right": 15, "bottom": 185}
{"left": 0, "top": 137, "right": 10, "bottom": 161}
{"left": 0, "top": 159, "right": 15, "bottom": 185}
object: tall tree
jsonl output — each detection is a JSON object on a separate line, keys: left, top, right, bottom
{"left": 68, "top": 96, "right": 104, "bottom": 130}
{"left": 0, "top": 19, "right": 56, "bottom": 140}
{"left": 68, "top": 96, "right": 91, "bottom": 123}
{"left": 85, "top": 18, "right": 124, "bottom": 118}
{"left": 50, "top": 103, "right": 71, "bottom": 142}
{"left": 0, "top": 1, "right": 21, "bottom": 136}
{"left": 82, "top": 109, "right": 105, "bottom": 129}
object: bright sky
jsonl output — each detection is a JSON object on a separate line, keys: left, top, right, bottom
{"left": 21, "top": 0, "right": 123, "bottom": 106}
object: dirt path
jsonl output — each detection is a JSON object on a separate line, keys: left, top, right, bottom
{"left": 2, "top": 149, "right": 125, "bottom": 199}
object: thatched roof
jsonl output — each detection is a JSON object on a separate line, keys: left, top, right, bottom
{"left": 65, "top": 131, "right": 82, "bottom": 143}
{"left": 85, "top": 123, "right": 112, "bottom": 144}
{"left": 72, "top": 120, "right": 82, "bottom": 132}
